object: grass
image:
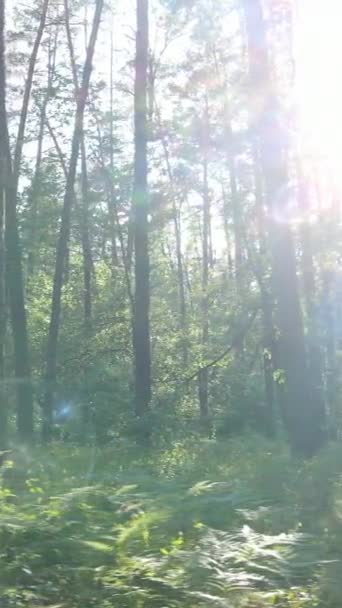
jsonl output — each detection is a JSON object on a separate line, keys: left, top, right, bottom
{"left": 1, "top": 435, "right": 342, "bottom": 607}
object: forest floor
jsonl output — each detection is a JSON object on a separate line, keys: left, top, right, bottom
{"left": 1, "top": 436, "right": 342, "bottom": 607}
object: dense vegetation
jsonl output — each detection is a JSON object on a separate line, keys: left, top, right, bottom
{"left": 1, "top": 0, "right": 342, "bottom": 605}
{"left": 2, "top": 439, "right": 342, "bottom": 606}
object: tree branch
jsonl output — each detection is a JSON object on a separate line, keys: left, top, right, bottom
{"left": 185, "top": 305, "right": 259, "bottom": 383}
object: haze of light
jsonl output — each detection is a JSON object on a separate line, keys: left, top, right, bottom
{"left": 294, "top": 0, "right": 342, "bottom": 200}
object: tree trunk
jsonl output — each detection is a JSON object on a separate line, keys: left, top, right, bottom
{"left": 28, "top": 29, "right": 57, "bottom": 275}
{"left": 0, "top": 0, "right": 34, "bottom": 443}
{"left": 321, "top": 269, "right": 337, "bottom": 436}
{"left": 64, "top": 0, "right": 94, "bottom": 327}
{"left": 13, "top": 0, "right": 49, "bottom": 188}
{"left": 254, "top": 149, "right": 276, "bottom": 437}
{"left": 0, "top": 138, "right": 6, "bottom": 449}
{"left": 242, "top": 0, "right": 325, "bottom": 456}
{"left": 225, "top": 117, "right": 242, "bottom": 288}
{"left": 0, "top": 0, "right": 6, "bottom": 447}
{"left": 92, "top": 107, "right": 134, "bottom": 311}
{"left": 43, "top": 0, "right": 103, "bottom": 442}
{"left": 158, "top": 116, "right": 188, "bottom": 367}
{"left": 198, "top": 99, "right": 210, "bottom": 426}
{"left": 221, "top": 185, "right": 234, "bottom": 279}
{"left": 1, "top": 0, "right": 49, "bottom": 443}
{"left": 108, "top": 26, "right": 119, "bottom": 273}
{"left": 133, "top": 0, "right": 151, "bottom": 420}
{"left": 298, "top": 167, "right": 325, "bottom": 427}
{"left": 80, "top": 141, "right": 92, "bottom": 326}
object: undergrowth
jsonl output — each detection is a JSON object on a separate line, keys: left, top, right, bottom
{"left": 1, "top": 436, "right": 342, "bottom": 607}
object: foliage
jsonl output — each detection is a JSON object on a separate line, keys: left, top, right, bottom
{"left": 0, "top": 438, "right": 342, "bottom": 607}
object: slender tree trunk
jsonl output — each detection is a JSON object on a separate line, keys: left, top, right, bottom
{"left": 28, "top": 30, "right": 58, "bottom": 275}
{"left": 92, "top": 109, "right": 134, "bottom": 311}
{"left": 261, "top": 290, "right": 276, "bottom": 436}
{"left": 221, "top": 185, "right": 234, "bottom": 279}
{"left": 108, "top": 26, "right": 119, "bottom": 273}
{"left": 80, "top": 141, "right": 92, "bottom": 325}
{"left": 133, "top": 0, "right": 151, "bottom": 419}
{"left": 254, "top": 149, "right": 276, "bottom": 437}
{"left": 43, "top": 0, "right": 103, "bottom": 442}
{"left": 64, "top": 0, "right": 93, "bottom": 326}
{"left": 173, "top": 205, "right": 188, "bottom": 365}
{"left": 46, "top": 119, "right": 68, "bottom": 178}
{"left": 13, "top": 0, "right": 49, "bottom": 188}
{"left": 298, "top": 167, "right": 324, "bottom": 423}
{"left": 225, "top": 117, "right": 242, "bottom": 288}
{"left": 321, "top": 269, "right": 337, "bottom": 436}
{"left": 198, "top": 100, "right": 210, "bottom": 425}
{"left": 242, "top": 0, "right": 325, "bottom": 456}
{"left": 27, "top": 97, "right": 47, "bottom": 276}
{"left": 158, "top": 116, "right": 187, "bottom": 366}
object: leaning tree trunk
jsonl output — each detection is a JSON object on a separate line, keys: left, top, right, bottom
{"left": 28, "top": 28, "right": 58, "bottom": 275}
{"left": 133, "top": 0, "right": 151, "bottom": 420}
{"left": 64, "top": 0, "right": 93, "bottom": 327}
{"left": 43, "top": 0, "right": 103, "bottom": 442}
{"left": 242, "top": 0, "right": 325, "bottom": 456}
{"left": 13, "top": 0, "right": 49, "bottom": 187}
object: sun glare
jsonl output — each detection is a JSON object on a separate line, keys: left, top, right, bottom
{"left": 294, "top": 0, "right": 342, "bottom": 193}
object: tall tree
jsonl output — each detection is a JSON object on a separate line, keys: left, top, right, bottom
{"left": 242, "top": 0, "right": 325, "bottom": 456}
{"left": 0, "top": 0, "right": 7, "bottom": 446}
{"left": 0, "top": 0, "right": 50, "bottom": 441}
{"left": 28, "top": 27, "right": 58, "bottom": 275}
{"left": 198, "top": 97, "right": 210, "bottom": 424}
{"left": 43, "top": 0, "right": 103, "bottom": 441}
{"left": 133, "top": 0, "right": 151, "bottom": 419}
{"left": 157, "top": 110, "right": 188, "bottom": 366}
{"left": 64, "top": 0, "right": 93, "bottom": 326}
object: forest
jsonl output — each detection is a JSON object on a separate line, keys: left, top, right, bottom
{"left": 1, "top": 0, "right": 342, "bottom": 605}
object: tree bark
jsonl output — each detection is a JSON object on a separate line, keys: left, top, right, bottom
{"left": 133, "top": 0, "right": 151, "bottom": 419}
{"left": 0, "top": 207, "right": 6, "bottom": 448}
{"left": 43, "top": 0, "right": 103, "bottom": 442}
{"left": 0, "top": 130, "right": 6, "bottom": 449}
{"left": 242, "top": 0, "right": 325, "bottom": 456}
{"left": 1, "top": 0, "right": 49, "bottom": 442}
{"left": 1, "top": 0, "right": 34, "bottom": 443}
{"left": 0, "top": 0, "right": 6, "bottom": 447}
